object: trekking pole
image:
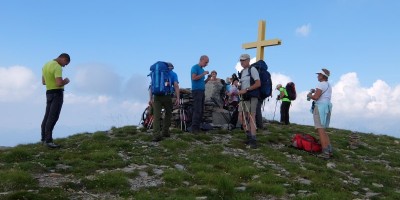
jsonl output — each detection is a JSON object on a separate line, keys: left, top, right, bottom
{"left": 244, "top": 96, "right": 257, "bottom": 129}
{"left": 179, "top": 98, "right": 183, "bottom": 131}
{"left": 272, "top": 99, "right": 278, "bottom": 121}
{"left": 148, "top": 116, "right": 154, "bottom": 129}
{"left": 181, "top": 98, "right": 187, "bottom": 131}
{"left": 238, "top": 95, "right": 248, "bottom": 133}
{"left": 239, "top": 95, "right": 257, "bottom": 133}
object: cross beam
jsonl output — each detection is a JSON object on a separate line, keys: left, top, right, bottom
{"left": 242, "top": 20, "right": 281, "bottom": 61}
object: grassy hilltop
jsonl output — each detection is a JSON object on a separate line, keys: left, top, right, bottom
{"left": 0, "top": 122, "right": 399, "bottom": 200}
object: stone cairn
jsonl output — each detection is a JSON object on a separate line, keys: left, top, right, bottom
{"left": 348, "top": 131, "right": 360, "bottom": 149}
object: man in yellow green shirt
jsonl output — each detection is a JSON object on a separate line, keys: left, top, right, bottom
{"left": 276, "top": 84, "right": 291, "bottom": 125}
{"left": 41, "top": 53, "right": 70, "bottom": 148}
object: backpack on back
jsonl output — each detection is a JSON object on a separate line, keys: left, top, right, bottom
{"left": 285, "top": 82, "right": 297, "bottom": 101}
{"left": 292, "top": 133, "right": 322, "bottom": 153}
{"left": 253, "top": 60, "right": 273, "bottom": 100}
{"left": 238, "top": 60, "right": 272, "bottom": 100}
{"left": 149, "top": 61, "right": 173, "bottom": 95}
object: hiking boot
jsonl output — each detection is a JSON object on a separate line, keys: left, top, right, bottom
{"left": 242, "top": 132, "right": 251, "bottom": 145}
{"left": 249, "top": 139, "right": 258, "bottom": 149}
{"left": 152, "top": 136, "right": 163, "bottom": 142}
{"left": 190, "top": 129, "right": 201, "bottom": 135}
{"left": 162, "top": 132, "right": 170, "bottom": 138}
{"left": 317, "top": 152, "right": 331, "bottom": 160}
{"left": 46, "top": 142, "right": 60, "bottom": 149}
{"left": 163, "top": 133, "right": 170, "bottom": 138}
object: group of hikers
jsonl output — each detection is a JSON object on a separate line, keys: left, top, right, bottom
{"left": 40, "top": 53, "right": 333, "bottom": 159}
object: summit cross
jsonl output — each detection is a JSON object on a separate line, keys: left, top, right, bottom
{"left": 242, "top": 20, "right": 282, "bottom": 61}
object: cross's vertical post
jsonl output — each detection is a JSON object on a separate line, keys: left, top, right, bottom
{"left": 242, "top": 20, "right": 282, "bottom": 61}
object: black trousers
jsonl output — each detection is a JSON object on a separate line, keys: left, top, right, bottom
{"left": 41, "top": 91, "right": 64, "bottom": 143}
{"left": 191, "top": 90, "right": 205, "bottom": 131}
{"left": 280, "top": 101, "right": 291, "bottom": 125}
{"left": 255, "top": 99, "right": 264, "bottom": 128}
{"left": 229, "top": 101, "right": 239, "bottom": 127}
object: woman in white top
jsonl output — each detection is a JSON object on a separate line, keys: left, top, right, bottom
{"left": 307, "top": 68, "right": 333, "bottom": 159}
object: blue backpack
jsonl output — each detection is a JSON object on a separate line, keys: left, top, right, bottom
{"left": 239, "top": 60, "right": 272, "bottom": 100}
{"left": 149, "top": 61, "right": 173, "bottom": 95}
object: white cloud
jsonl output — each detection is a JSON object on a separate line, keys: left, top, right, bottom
{"left": 0, "top": 66, "right": 39, "bottom": 102}
{"left": 72, "top": 64, "right": 123, "bottom": 96}
{"left": 64, "top": 93, "right": 112, "bottom": 105}
{"left": 295, "top": 23, "right": 311, "bottom": 37}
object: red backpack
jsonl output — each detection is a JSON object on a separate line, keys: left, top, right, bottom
{"left": 292, "top": 133, "right": 322, "bottom": 153}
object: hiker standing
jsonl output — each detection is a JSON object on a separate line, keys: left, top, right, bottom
{"left": 276, "top": 84, "right": 291, "bottom": 125}
{"left": 41, "top": 53, "right": 71, "bottom": 148}
{"left": 227, "top": 78, "right": 240, "bottom": 129}
{"left": 307, "top": 68, "right": 333, "bottom": 159}
{"left": 150, "top": 62, "right": 180, "bottom": 142}
{"left": 238, "top": 54, "right": 261, "bottom": 148}
{"left": 190, "top": 55, "right": 209, "bottom": 133}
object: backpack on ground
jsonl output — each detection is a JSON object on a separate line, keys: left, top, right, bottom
{"left": 149, "top": 61, "right": 173, "bottom": 96}
{"left": 238, "top": 60, "right": 272, "bottom": 100}
{"left": 285, "top": 82, "right": 297, "bottom": 101}
{"left": 141, "top": 105, "right": 154, "bottom": 129}
{"left": 291, "top": 133, "right": 322, "bottom": 153}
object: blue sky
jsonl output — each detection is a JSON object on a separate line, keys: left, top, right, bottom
{"left": 1, "top": 0, "right": 400, "bottom": 146}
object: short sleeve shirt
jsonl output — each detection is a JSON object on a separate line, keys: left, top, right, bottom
{"left": 42, "top": 60, "right": 63, "bottom": 90}
{"left": 191, "top": 64, "right": 205, "bottom": 90}
{"left": 316, "top": 81, "right": 332, "bottom": 103}
{"left": 240, "top": 67, "right": 260, "bottom": 89}
{"left": 169, "top": 70, "right": 179, "bottom": 92}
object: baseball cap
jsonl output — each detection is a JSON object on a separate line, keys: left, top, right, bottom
{"left": 239, "top": 54, "right": 250, "bottom": 61}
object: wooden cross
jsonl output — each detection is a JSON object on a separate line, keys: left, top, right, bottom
{"left": 242, "top": 20, "right": 281, "bottom": 61}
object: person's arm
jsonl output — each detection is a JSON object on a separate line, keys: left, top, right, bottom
{"left": 173, "top": 82, "right": 180, "bottom": 106}
{"left": 192, "top": 71, "right": 209, "bottom": 81}
{"left": 308, "top": 88, "right": 322, "bottom": 100}
{"left": 42, "top": 76, "right": 46, "bottom": 85}
{"left": 55, "top": 77, "right": 69, "bottom": 87}
{"left": 148, "top": 86, "right": 153, "bottom": 105}
{"left": 279, "top": 89, "right": 285, "bottom": 99}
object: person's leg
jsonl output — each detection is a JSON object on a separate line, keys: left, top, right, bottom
{"left": 152, "top": 95, "right": 162, "bottom": 140}
{"left": 41, "top": 94, "right": 52, "bottom": 142}
{"left": 255, "top": 99, "right": 263, "bottom": 129}
{"left": 200, "top": 91, "right": 205, "bottom": 124}
{"left": 162, "top": 95, "right": 173, "bottom": 137}
{"left": 44, "top": 92, "right": 63, "bottom": 143}
{"left": 190, "top": 90, "right": 202, "bottom": 132}
{"left": 313, "top": 106, "right": 332, "bottom": 158}
{"left": 239, "top": 100, "right": 251, "bottom": 143}
{"left": 280, "top": 103, "right": 284, "bottom": 123}
{"left": 248, "top": 98, "right": 258, "bottom": 148}
{"left": 287, "top": 102, "right": 291, "bottom": 124}
{"left": 229, "top": 101, "right": 239, "bottom": 128}
{"left": 282, "top": 101, "right": 290, "bottom": 125}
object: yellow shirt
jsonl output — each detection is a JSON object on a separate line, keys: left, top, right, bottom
{"left": 42, "top": 60, "right": 63, "bottom": 90}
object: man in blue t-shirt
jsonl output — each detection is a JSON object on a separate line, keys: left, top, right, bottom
{"left": 190, "top": 55, "right": 209, "bottom": 133}
{"left": 150, "top": 62, "right": 180, "bottom": 142}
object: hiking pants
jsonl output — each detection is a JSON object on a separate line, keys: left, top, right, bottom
{"left": 280, "top": 101, "right": 291, "bottom": 125}
{"left": 153, "top": 95, "right": 173, "bottom": 137}
{"left": 255, "top": 99, "right": 264, "bottom": 128}
{"left": 191, "top": 90, "right": 205, "bottom": 131}
{"left": 41, "top": 91, "right": 64, "bottom": 143}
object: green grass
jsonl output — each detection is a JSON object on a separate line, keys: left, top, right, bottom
{"left": 0, "top": 123, "right": 399, "bottom": 199}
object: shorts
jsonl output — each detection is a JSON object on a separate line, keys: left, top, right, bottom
{"left": 313, "top": 106, "right": 331, "bottom": 129}
{"left": 238, "top": 97, "right": 258, "bottom": 113}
